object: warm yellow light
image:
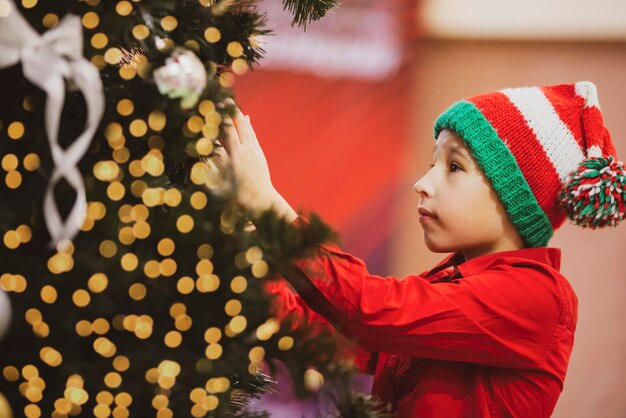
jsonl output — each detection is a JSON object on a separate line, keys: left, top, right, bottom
{"left": 205, "top": 344, "right": 222, "bottom": 360}
{"left": 161, "top": 15, "right": 178, "bottom": 31}
{"left": 131, "top": 204, "right": 149, "bottom": 221}
{"left": 174, "top": 315, "right": 192, "bottom": 331}
{"left": 117, "top": 99, "right": 134, "bottom": 116}
{"left": 3, "top": 230, "right": 20, "bottom": 249}
{"left": 1, "top": 154, "right": 18, "bottom": 171}
{"left": 95, "top": 391, "right": 114, "bottom": 405}
{"left": 304, "top": 369, "right": 325, "bottom": 392}
{"left": 132, "top": 221, "right": 151, "bottom": 239}
{"left": 203, "top": 327, "right": 222, "bottom": 344}
{"left": 202, "top": 395, "right": 219, "bottom": 411}
{"left": 88, "top": 273, "right": 109, "bottom": 293}
{"left": 119, "top": 227, "right": 135, "bottom": 245}
{"left": 5, "top": 170, "right": 22, "bottom": 189}
{"left": 196, "top": 243, "right": 213, "bottom": 259}
{"left": 190, "top": 162, "right": 209, "bottom": 185}
{"left": 186, "top": 116, "right": 204, "bottom": 133}
{"left": 169, "top": 304, "right": 186, "bottom": 320}
{"left": 226, "top": 42, "right": 244, "bottom": 58}
{"left": 204, "top": 27, "right": 221, "bottom": 43}
{"left": 190, "top": 387, "right": 206, "bottom": 403}
{"left": 132, "top": 24, "right": 149, "bottom": 40}
{"left": 230, "top": 276, "right": 247, "bottom": 294}
{"left": 75, "top": 320, "right": 93, "bottom": 337}
{"left": 99, "top": 240, "right": 117, "bottom": 258}
{"left": 190, "top": 191, "right": 208, "bottom": 210}
{"left": 198, "top": 100, "right": 215, "bottom": 116}
{"left": 54, "top": 398, "right": 72, "bottom": 414}
{"left": 88, "top": 201, "right": 106, "bottom": 220}
{"left": 177, "top": 277, "right": 195, "bottom": 295}
{"left": 196, "top": 275, "right": 220, "bottom": 293}
{"left": 2, "top": 366, "right": 20, "bottom": 382}
{"left": 206, "top": 377, "right": 230, "bottom": 393}
{"left": 107, "top": 181, "right": 125, "bottom": 200}
{"left": 224, "top": 299, "right": 242, "bottom": 316}
{"left": 8, "top": 121, "right": 25, "bottom": 140}
{"left": 120, "top": 253, "right": 138, "bottom": 271}
{"left": 73, "top": 289, "right": 91, "bottom": 307}
{"left": 131, "top": 180, "right": 148, "bottom": 197}
{"left": 142, "top": 188, "right": 162, "bottom": 207}
{"left": 40, "top": 346, "right": 62, "bottom": 367}
{"left": 113, "top": 356, "right": 130, "bottom": 372}
{"left": 278, "top": 336, "right": 294, "bottom": 351}
{"left": 129, "top": 283, "right": 147, "bottom": 301}
{"left": 91, "top": 33, "right": 108, "bottom": 49}
{"left": 40, "top": 285, "right": 57, "bottom": 304}
{"left": 93, "top": 161, "right": 120, "bottom": 182}
{"left": 129, "top": 119, "right": 148, "bottom": 137}
{"left": 82, "top": 11, "right": 99, "bottom": 29}
{"left": 113, "top": 147, "right": 130, "bottom": 163}
{"left": 119, "top": 65, "right": 136, "bottom": 80}
{"left": 23, "top": 153, "right": 40, "bottom": 171}
{"left": 176, "top": 215, "right": 194, "bottom": 233}
{"left": 143, "top": 260, "right": 160, "bottom": 278}
{"left": 232, "top": 58, "right": 249, "bottom": 75}
{"left": 252, "top": 260, "right": 269, "bottom": 278}
{"left": 151, "top": 393, "right": 168, "bottom": 409}
{"left": 196, "top": 259, "right": 213, "bottom": 276}
{"left": 163, "top": 188, "right": 182, "bottom": 207}
{"left": 159, "top": 258, "right": 177, "bottom": 277}
{"left": 245, "top": 246, "right": 263, "bottom": 263}
{"left": 229, "top": 315, "right": 247, "bottom": 334}
{"left": 104, "top": 372, "right": 122, "bottom": 388}
{"left": 219, "top": 72, "right": 235, "bottom": 88}
{"left": 92, "top": 318, "right": 110, "bottom": 335}
{"left": 128, "top": 160, "right": 144, "bottom": 177}
{"left": 148, "top": 111, "right": 166, "bottom": 131}
{"left": 164, "top": 331, "right": 182, "bottom": 348}
{"left": 248, "top": 346, "right": 265, "bottom": 363}
{"left": 115, "top": 1, "right": 132, "bottom": 16}
{"left": 25, "top": 309, "right": 42, "bottom": 325}
{"left": 143, "top": 154, "right": 164, "bottom": 177}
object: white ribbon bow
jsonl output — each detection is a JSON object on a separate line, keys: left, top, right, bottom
{"left": 0, "top": 1, "right": 105, "bottom": 248}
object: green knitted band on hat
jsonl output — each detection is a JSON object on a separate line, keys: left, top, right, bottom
{"left": 434, "top": 100, "right": 553, "bottom": 248}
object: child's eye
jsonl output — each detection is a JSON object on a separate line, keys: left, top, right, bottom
{"left": 449, "top": 162, "right": 462, "bottom": 173}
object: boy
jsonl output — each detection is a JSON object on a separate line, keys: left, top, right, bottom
{"left": 219, "top": 82, "right": 625, "bottom": 417}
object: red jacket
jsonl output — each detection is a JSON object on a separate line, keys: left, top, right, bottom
{"left": 268, "top": 222, "right": 578, "bottom": 417}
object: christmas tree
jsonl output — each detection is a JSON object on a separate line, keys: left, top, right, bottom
{"left": 0, "top": 0, "right": 388, "bottom": 416}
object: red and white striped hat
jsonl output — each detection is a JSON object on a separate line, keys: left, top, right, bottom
{"left": 435, "top": 81, "right": 625, "bottom": 248}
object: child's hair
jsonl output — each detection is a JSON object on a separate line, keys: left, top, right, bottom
{"left": 434, "top": 81, "right": 625, "bottom": 248}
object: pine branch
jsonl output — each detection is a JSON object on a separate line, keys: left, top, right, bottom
{"left": 282, "top": 0, "right": 339, "bottom": 28}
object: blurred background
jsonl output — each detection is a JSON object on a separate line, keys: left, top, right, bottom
{"left": 234, "top": 0, "right": 626, "bottom": 417}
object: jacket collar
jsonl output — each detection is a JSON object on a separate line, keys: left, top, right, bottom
{"left": 425, "top": 247, "right": 562, "bottom": 278}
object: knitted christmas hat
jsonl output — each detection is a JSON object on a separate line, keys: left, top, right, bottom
{"left": 434, "top": 81, "right": 625, "bottom": 248}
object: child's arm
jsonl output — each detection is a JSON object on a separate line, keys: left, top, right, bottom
{"left": 280, "top": 229, "right": 574, "bottom": 370}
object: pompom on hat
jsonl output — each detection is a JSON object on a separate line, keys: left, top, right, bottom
{"left": 434, "top": 81, "right": 625, "bottom": 248}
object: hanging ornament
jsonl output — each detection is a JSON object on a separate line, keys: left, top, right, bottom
{"left": 0, "top": 289, "right": 10, "bottom": 341}
{"left": 0, "top": 0, "right": 105, "bottom": 247}
{"left": 154, "top": 48, "right": 208, "bottom": 109}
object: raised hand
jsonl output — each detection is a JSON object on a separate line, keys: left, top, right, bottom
{"left": 219, "top": 102, "right": 298, "bottom": 223}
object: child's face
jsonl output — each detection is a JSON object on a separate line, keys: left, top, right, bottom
{"left": 414, "top": 129, "right": 524, "bottom": 260}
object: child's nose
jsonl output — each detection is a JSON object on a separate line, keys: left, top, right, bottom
{"left": 413, "top": 176, "right": 430, "bottom": 197}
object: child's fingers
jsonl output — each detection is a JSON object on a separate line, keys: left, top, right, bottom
{"left": 210, "top": 146, "right": 231, "bottom": 169}
{"left": 222, "top": 116, "right": 242, "bottom": 155}
{"left": 231, "top": 107, "right": 260, "bottom": 149}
